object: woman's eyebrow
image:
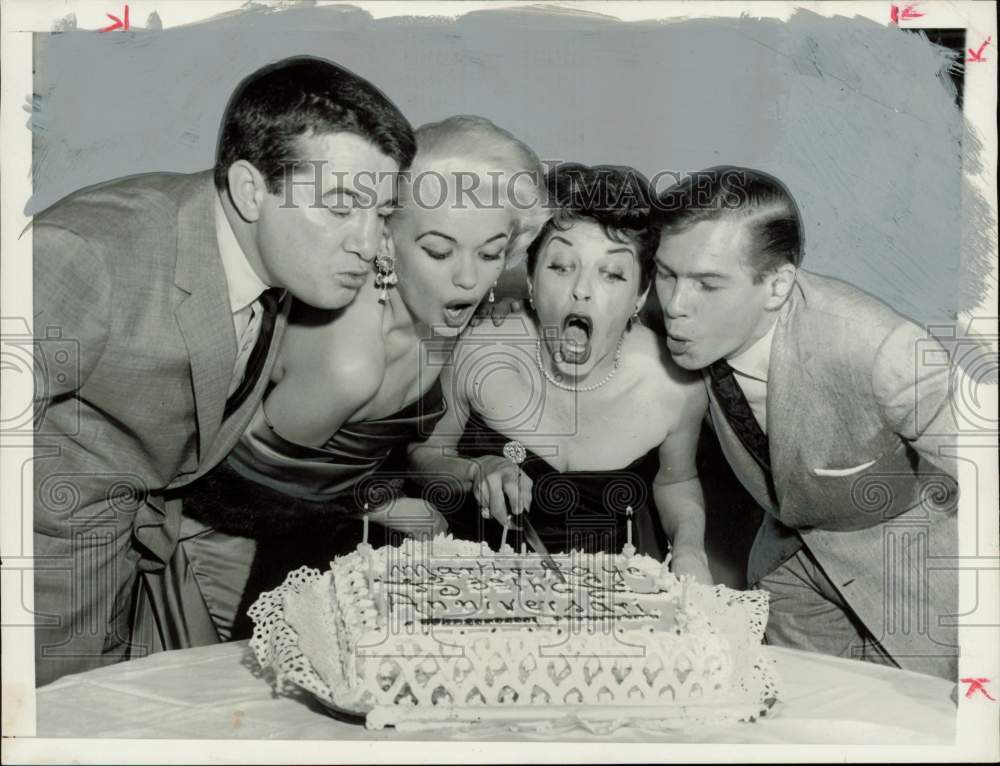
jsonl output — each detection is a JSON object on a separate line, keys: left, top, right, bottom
{"left": 606, "top": 246, "right": 635, "bottom": 256}
{"left": 416, "top": 230, "right": 457, "bottom": 243}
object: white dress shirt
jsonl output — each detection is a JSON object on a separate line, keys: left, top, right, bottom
{"left": 726, "top": 315, "right": 778, "bottom": 434}
{"left": 214, "top": 195, "right": 271, "bottom": 397}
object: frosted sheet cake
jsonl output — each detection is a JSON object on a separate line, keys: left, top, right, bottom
{"left": 251, "top": 535, "right": 779, "bottom": 730}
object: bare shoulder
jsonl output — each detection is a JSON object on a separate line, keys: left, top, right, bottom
{"left": 272, "top": 299, "right": 385, "bottom": 401}
{"left": 436, "top": 313, "right": 536, "bottom": 401}
{"left": 624, "top": 326, "right": 703, "bottom": 388}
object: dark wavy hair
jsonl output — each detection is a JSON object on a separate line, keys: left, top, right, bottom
{"left": 214, "top": 56, "right": 416, "bottom": 193}
{"left": 526, "top": 163, "right": 658, "bottom": 294}
{"left": 655, "top": 166, "right": 804, "bottom": 282}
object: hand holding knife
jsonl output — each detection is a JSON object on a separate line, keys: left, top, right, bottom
{"left": 503, "top": 441, "right": 566, "bottom": 584}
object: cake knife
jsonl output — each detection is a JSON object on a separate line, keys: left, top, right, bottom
{"left": 503, "top": 440, "right": 566, "bottom": 583}
{"left": 520, "top": 516, "right": 567, "bottom": 584}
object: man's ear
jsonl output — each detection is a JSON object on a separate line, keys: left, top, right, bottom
{"left": 226, "top": 161, "right": 268, "bottom": 223}
{"left": 764, "top": 264, "right": 797, "bottom": 310}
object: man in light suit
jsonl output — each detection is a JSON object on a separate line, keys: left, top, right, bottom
{"left": 32, "top": 56, "right": 414, "bottom": 686}
{"left": 653, "top": 167, "right": 959, "bottom": 679}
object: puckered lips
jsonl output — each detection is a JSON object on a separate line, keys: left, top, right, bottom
{"left": 338, "top": 269, "right": 370, "bottom": 290}
{"left": 560, "top": 312, "right": 593, "bottom": 364}
{"left": 442, "top": 299, "right": 475, "bottom": 328}
{"left": 665, "top": 326, "right": 693, "bottom": 356}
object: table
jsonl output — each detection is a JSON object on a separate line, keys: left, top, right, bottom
{"left": 35, "top": 641, "right": 956, "bottom": 743}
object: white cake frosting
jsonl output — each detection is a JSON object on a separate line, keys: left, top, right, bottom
{"left": 283, "top": 534, "right": 777, "bottom": 729}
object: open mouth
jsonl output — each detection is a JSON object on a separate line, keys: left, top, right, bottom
{"left": 442, "top": 300, "right": 475, "bottom": 327}
{"left": 560, "top": 313, "right": 594, "bottom": 364}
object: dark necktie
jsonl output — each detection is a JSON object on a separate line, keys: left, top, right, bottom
{"left": 224, "top": 288, "right": 282, "bottom": 419}
{"left": 708, "top": 359, "right": 771, "bottom": 473}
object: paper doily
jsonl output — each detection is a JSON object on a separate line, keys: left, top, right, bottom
{"left": 248, "top": 566, "right": 781, "bottom": 732}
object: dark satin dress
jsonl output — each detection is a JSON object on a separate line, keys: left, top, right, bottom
{"left": 179, "top": 380, "right": 448, "bottom": 638}
{"left": 449, "top": 410, "right": 668, "bottom": 559}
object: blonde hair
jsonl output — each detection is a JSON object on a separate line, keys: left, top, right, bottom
{"left": 400, "top": 115, "right": 549, "bottom": 269}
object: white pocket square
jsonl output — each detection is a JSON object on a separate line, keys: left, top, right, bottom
{"left": 811, "top": 459, "right": 877, "bottom": 477}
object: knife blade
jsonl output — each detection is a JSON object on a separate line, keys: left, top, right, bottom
{"left": 520, "top": 515, "right": 567, "bottom": 584}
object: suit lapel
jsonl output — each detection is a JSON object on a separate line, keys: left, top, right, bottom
{"left": 766, "top": 282, "right": 809, "bottom": 508}
{"left": 201, "top": 300, "right": 290, "bottom": 471}
{"left": 706, "top": 282, "right": 810, "bottom": 518}
{"left": 173, "top": 172, "right": 236, "bottom": 463}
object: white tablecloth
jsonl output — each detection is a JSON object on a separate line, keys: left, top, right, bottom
{"left": 36, "top": 641, "right": 955, "bottom": 743}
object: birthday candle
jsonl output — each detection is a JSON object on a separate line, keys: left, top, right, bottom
{"left": 626, "top": 506, "right": 633, "bottom": 548}
{"left": 362, "top": 508, "right": 369, "bottom": 545}
{"left": 366, "top": 545, "right": 375, "bottom": 590}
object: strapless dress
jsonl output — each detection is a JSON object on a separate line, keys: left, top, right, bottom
{"left": 229, "top": 377, "right": 447, "bottom": 502}
{"left": 177, "top": 380, "right": 448, "bottom": 640}
{"left": 450, "top": 410, "right": 667, "bottom": 558}
{"left": 183, "top": 378, "right": 448, "bottom": 535}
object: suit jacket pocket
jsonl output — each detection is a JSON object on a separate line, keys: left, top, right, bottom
{"left": 810, "top": 458, "right": 877, "bottom": 477}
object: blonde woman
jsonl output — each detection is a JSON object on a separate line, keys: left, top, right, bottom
{"left": 173, "top": 116, "right": 547, "bottom": 642}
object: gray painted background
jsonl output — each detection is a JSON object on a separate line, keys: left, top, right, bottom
{"left": 30, "top": 5, "right": 982, "bottom": 325}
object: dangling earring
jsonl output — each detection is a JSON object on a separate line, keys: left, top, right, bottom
{"left": 628, "top": 305, "right": 641, "bottom": 329}
{"left": 488, "top": 283, "right": 497, "bottom": 304}
{"left": 374, "top": 252, "right": 398, "bottom": 304}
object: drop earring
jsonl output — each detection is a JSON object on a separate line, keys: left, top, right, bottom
{"left": 489, "top": 283, "right": 497, "bottom": 303}
{"left": 628, "top": 305, "right": 641, "bottom": 329}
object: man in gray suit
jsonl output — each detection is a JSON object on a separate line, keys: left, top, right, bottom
{"left": 653, "top": 167, "right": 959, "bottom": 679}
{"left": 32, "top": 56, "right": 414, "bottom": 685}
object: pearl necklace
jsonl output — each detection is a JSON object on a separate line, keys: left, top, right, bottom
{"left": 535, "top": 336, "right": 624, "bottom": 393}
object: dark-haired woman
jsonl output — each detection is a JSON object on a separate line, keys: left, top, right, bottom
{"left": 409, "top": 164, "right": 712, "bottom": 582}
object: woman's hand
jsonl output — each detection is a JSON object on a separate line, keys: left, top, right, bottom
{"left": 670, "top": 545, "right": 714, "bottom": 586}
{"left": 470, "top": 297, "right": 523, "bottom": 327}
{"left": 366, "top": 497, "right": 448, "bottom": 537}
{"left": 468, "top": 456, "right": 532, "bottom": 527}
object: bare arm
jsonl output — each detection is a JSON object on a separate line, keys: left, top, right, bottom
{"left": 408, "top": 336, "right": 532, "bottom": 524}
{"left": 407, "top": 345, "right": 476, "bottom": 488}
{"left": 653, "top": 379, "right": 712, "bottom": 584}
{"left": 263, "top": 318, "right": 381, "bottom": 447}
